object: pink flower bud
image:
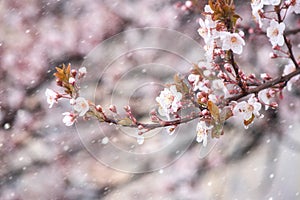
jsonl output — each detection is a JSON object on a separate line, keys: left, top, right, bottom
{"left": 96, "top": 105, "right": 103, "bottom": 112}
{"left": 69, "top": 77, "right": 76, "bottom": 85}
{"left": 270, "top": 102, "right": 278, "bottom": 108}
{"left": 71, "top": 69, "right": 77, "bottom": 77}
{"left": 225, "top": 64, "right": 232, "bottom": 73}
{"left": 138, "top": 125, "right": 144, "bottom": 130}
{"left": 109, "top": 105, "right": 117, "bottom": 113}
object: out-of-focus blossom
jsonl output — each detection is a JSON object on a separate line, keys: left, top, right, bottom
{"left": 45, "top": 88, "right": 59, "bottom": 108}
{"left": 197, "top": 17, "right": 217, "bottom": 44}
{"left": 62, "top": 112, "right": 76, "bottom": 126}
{"left": 211, "top": 79, "right": 229, "bottom": 98}
{"left": 220, "top": 32, "right": 245, "bottom": 54}
{"left": 233, "top": 95, "right": 262, "bottom": 124}
{"left": 156, "top": 85, "right": 182, "bottom": 119}
{"left": 73, "top": 97, "right": 89, "bottom": 116}
{"left": 188, "top": 74, "right": 210, "bottom": 93}
{"left": 286, "top": 0, "right": 300, "bottom": 14}
{"left": 251, "top": 0, "right": 264, "bottom": 27}
{"left": 266, "top": 20, "right": 285, "bottom": 47}
{"left": 258, "top": 89, "right": 272, "bottom": 110}
{"left": 283, "top": 62, "right": 300, "bottom": 91}
{"left": 263, "top": 0, "right": 281, "bottom": 5}
{"left": 196, "top": 121, "right": 213, "bottom": 147}
{"left": 204, "top": 4, "right": 214, "bottom": 13}
{"left": 69, "top": 77, "right": 76, "bottom": 84}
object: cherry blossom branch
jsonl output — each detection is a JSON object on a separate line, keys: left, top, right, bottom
{"left": 227, "top": 66, "right": 300, "bottom": 102}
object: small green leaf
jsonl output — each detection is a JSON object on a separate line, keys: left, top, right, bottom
{"left": 118, "top": 117, "right": 132, "bottom": 126}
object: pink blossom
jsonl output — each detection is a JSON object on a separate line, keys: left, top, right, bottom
{"left": 233, "top": 95, "right": 263, "bottom": 128}
{"left": 62, "top": 112, "right": 76, "bottom": 126}
{"left": 73, "top": 97, "right": 89, "bottom": 116}
{"left": 45, "top": 88, "right": 59, "bottom": 108}
{"left": 196, "top": 121, "right": 213, "bottom": 147}
{"left": 156, "top": 85, "right": 182, "bottom": 119}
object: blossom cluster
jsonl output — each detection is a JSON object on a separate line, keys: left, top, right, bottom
{"left": 45, "top": 64, "right": 89, "bottom": 126}
{"left": 47, "top": 0, "right": 300, "bottom": 148}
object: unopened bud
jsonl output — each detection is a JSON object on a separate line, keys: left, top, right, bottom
{"left": 138, "top": 125, "right": 144, "bottom": 130}
{"left": 225, "top": 64, "right": 232, "bottom": 73}
{"left": 151, "top": 115, "right": 159, "bottom": 122}
{"left": 269, "top": 52, "right": 278, "bottom": 58}
{"left": 124, "top": 105, "right": 131, "bottom": 112}
{"left": 96, "top": 105, "right": 103, "bottom": 112}
{"left": 260, "top": 73, "right": 272, "bottom": 80}
{"left": 56, "top": 79, "right": 63, "bottom": 86}
{"left": 249, "top": 73, "right": 256, "bottom": 79}
{"left": 69, "top": 77, "right": 76, "bottom": 85}
{"left": 270, "top": 102, "right": 278, "bottom": 108}
{"left": 71, "top": 69, "right": 77, "bottom": 77}
{"left": 109, "top": 105, "right": 117, "bottom": 113}
{"left": 201, "top": 109, "right": 209, "bottom": 116}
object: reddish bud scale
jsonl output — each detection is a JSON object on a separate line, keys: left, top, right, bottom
{"left": 109, "top": 105, "right": 117, "bottom": 113}
{"left": 96, "top": 105, "right": 103, "bottom": 112}
{"left": 71, "top": 69, "right": 77, "bottom": 77}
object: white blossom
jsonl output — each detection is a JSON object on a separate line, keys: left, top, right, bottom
{"left": 258, "top": 89, "right": 272, "bottom": 110}
{"left": 283, "top": 62, "right": 300, "bottom": 91}
{"left": 233, "top": 95, "right": 262, "bottom": 123}
{"left": 251, "top": 0, "right": 264, "bottom": 27}
{"left": 263, "top": 0, "right": 281, "bottom": 5}
{"left": 69, "top": 77, "right": 75, "bottom": 84}
{"left": 156, "top": 85, "right": 182, "bottom": 119}
{"left": 204, "top": 5, "right": 214, "bottom": 13}
{"left": 286, "top": 0, "right": 300, "bottom": 14}
{"left": 211, "top": 79, "right": 229, "bottom": 98}
{"left": 62, "top": 112, "right": 76, "bottom": 126}
{"left": 197, "top": 17, "right": 218, "bottom": 44}
{"left": 196, "top": 121, "right": 213, "bottom": 147}
{"left": 73, "top": 97, "right": 89, "bottom": 116}
{"left": 45, "top": 88, "right": 59, "bottom": 108}
{"left": 266, "top": 20, "right": 285, "bottom": 47}
{"left": 220, "top": 32, "right": 245, "bottom": 54}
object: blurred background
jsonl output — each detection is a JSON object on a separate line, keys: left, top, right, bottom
{"left": 1, "top": 0, "right": 300, "bottom": 199}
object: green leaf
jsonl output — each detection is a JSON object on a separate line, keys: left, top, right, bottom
{"left": 118, "top": 117, "right": 132, "bottom": 126}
